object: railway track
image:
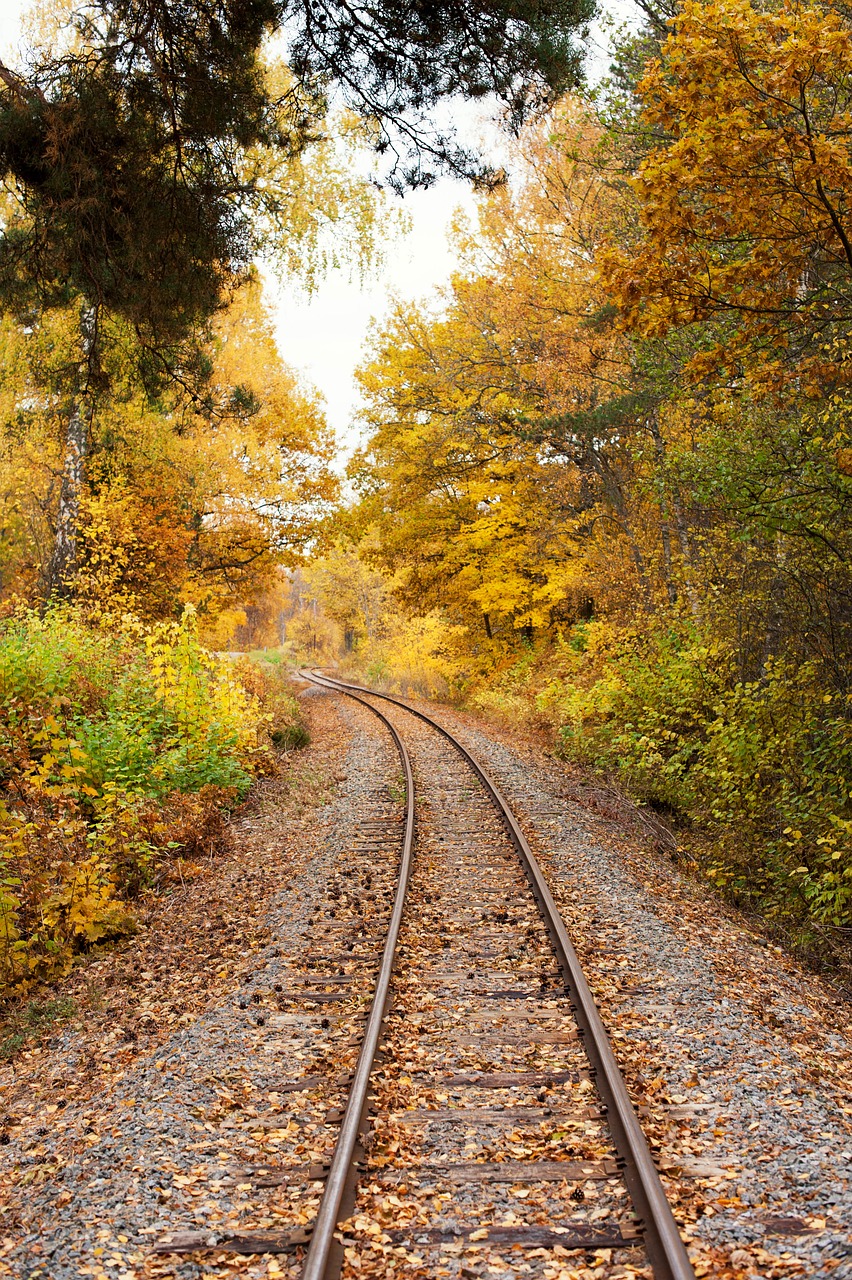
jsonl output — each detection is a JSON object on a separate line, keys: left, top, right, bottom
{"left": 152, "top": 668, "right": 696, "bottom": 1279}
{"left": 297, "top": 670, "right": 695, "bottom": 1280}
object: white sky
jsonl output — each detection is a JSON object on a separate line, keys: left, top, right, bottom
{"left": 264, "top": 171, "right": 481, "bottom": 454}
{"left": 0, "top": 0, "right": 640, "bottom": 457}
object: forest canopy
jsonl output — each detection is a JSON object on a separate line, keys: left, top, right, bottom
{"left": 311, "top": 1, "right": 852, "bottom": 963}
{"left": 0, "top": 0, "right": 595, "bottom": 599}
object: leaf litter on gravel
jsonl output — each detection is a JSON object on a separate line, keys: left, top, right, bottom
{"left": 0, "top": 694, "right": 353, "bottom": 1279}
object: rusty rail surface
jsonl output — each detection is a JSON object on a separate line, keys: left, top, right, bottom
{"left": 299, "top": 671, "right": 416, "bottom": 1280}
{"left": 307, "top": 669, "right": 696, "bottom": 1280}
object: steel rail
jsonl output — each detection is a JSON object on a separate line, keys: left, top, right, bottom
{"left": 312, "top": 669, "right": 696, "bottom": 1280}
{"left": 298, "top": 670, "right": 416, "bottom": 1280}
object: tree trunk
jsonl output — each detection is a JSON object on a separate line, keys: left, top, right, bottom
{"left": 646, "top": 413, "right": 678, "bottom": 605}
{"left": 592, "top": 452, "right": 654, "bottom": 611}
{"left": 45, "top": 303, "right": 99, "bottom": 600}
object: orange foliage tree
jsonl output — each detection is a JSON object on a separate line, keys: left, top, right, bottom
{"left": 599, "top": 0, "right": 852, "bottom": 390}
{"left": 0, "top": 277, "right": 338, "bottom": 635}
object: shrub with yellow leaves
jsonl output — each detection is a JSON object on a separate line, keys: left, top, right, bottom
{"left": 0, "top": 604, "right": 278, "bottom": 993}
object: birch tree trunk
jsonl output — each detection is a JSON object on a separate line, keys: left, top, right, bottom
{"left": 45, "top": 303, "right": 98, "bottom": 600}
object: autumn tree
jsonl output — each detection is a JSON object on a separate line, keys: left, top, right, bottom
{"left": 351, "top": 102, "right": 683, "bottom": 642}
{"left": 302, "top": 542, "right": 390, "bottom": 649}
{"left": 599, "top": 0, "right": 852, "bottom": 389}
{"left": 0, "top": 277, "right": 337, "bottom": 628}
{"left": 583, "top": 0, "right": 852, "bottom": 683}
{"left": 0, "top": 77, "right": 373, "bottom": 597}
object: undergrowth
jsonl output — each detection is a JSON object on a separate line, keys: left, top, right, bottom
{"left": 470, "top": 619, "right": 852, "bottom": 973}
{"left": 244, "top": 649, "right": 311, "bottom": 748}
{"left": 0, "top": 606, "right": 306, "bottom": 996}
{"left": 0, "top": 996, "right": 76, "bottom": 1058}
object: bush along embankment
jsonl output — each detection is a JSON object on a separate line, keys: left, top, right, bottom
{"left": 471, "top": 618, "right": 852, "bottom": 973}
{"left": 0, "top": 605, "right": 303, "bottom": 996}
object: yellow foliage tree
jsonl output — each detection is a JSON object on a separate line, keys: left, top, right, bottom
{"left": 0, "top": 277, "right": 338, "bottom": 634}
{"left": 599, "top": 0, "right": 852, "bottom": 389}
{"left": 352, "top": 101, "right": 684, "bottom": 642}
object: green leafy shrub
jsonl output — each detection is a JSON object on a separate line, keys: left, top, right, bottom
{"left": 0, "top": 605, "right": 273, "bottom": 993}
{"left": 472, "top": 619, "right": 852, "bottom": 960}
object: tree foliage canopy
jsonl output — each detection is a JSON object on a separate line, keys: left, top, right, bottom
{"left": 339, "top": 8, "right": 852, "bottom": 953}
{"left": 0, "top": 0, "right": 594, "bottom": 351}
{"left": 0, "top": 274, "right": 336, "bottom": 622}
{"left": 599, "top": 0, "right": 852, "bottom": 389}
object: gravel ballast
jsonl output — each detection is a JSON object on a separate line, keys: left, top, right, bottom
{"left": 414, "top": 701, "right": 852, "bottom": 1279}
{"left": 2, "top": 684, "right": 851, "bottom": 1280}
{"left": 0, "top": 694, "right": 398, "bottom": 1280}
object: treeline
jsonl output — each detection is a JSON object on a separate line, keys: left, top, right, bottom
{"left": 0, "top": 279, "right": 340, "bottom": 637}
{"left": 322, "top": 0, "right": 852, "bottom": 962}
{"left": 0, "top": 0, "right": 592, "bottom": 631}
{"left": 0, "top": 0, "right": 591, "bottom": 997}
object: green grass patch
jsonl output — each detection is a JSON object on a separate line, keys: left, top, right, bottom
{"left": 0, "top": 996, "right": 76, "bottom": 1058}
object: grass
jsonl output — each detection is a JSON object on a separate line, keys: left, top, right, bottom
{"left": 387, "top": 775, "right": 407, "bottom": 805}
{"left": 0, "top": 996, "right": 77, "bottom": 1058}
{"left": 271, "top": 722, "right": 310, "bottom": 749}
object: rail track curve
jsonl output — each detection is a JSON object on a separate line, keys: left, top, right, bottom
{"left": 299, "top": 668, "right": 696, "bottom": 1280}
{"left": 300, "top": 677, "right": 416, "bottom": 1280}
